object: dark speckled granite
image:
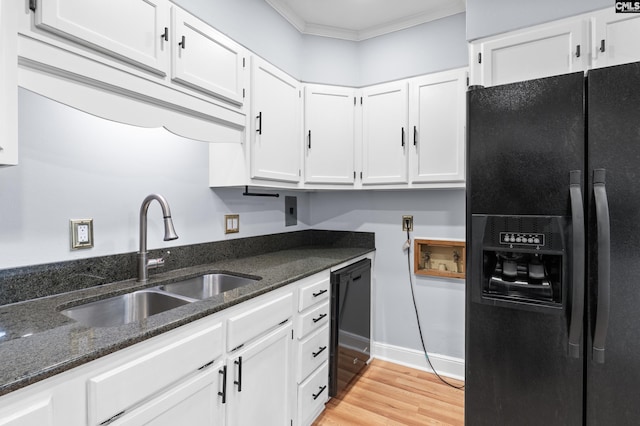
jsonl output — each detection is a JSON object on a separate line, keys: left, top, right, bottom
{"left": 0, "top": 230, "right": 374, "bottom": 306}
{"left": 0, "top": 230, "right": 374, "bottom": 397}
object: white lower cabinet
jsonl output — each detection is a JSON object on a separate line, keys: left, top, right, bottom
{"left": 293, "top": 271, "right": 331, "bottom": 426}
{"left": 225, "top": 323, "right": 292, "bottom": 426}
{"left": 111, "top": 364, "right": 224, "bottom": 426}
{"left": 87, "top": 320, "right": 223, "bottom": 426}
{"left": 0, "top": 395, "right": 54, "bottom": 426}
{"left": 297, "top": 362, "right": 329, "bottom": 426}
{"left": 0, "top": 274, "right": 336, "bottom": 426}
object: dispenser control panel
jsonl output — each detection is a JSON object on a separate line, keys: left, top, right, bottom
{"left": 499, "top": 232, "right": 545, "bottom": 246}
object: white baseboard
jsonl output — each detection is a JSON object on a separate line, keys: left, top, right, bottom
{"left": 372, "top": 341, "right": 465, "bottom": 382}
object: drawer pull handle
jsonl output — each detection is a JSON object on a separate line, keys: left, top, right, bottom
{"left": 312, "top": 385, "right": 327, "bottom": 400}
{"left": 312, "top": 313, "right": 327, "bottom": 323}
{"left": 161, "top": 27, "right": 169, "bottom": 42}
{"left": 312, "top": 289, "right": 328, "bottom": 297}
{"left": 179, "top": 35, "right": 186, "bottom": 49}
{"left": 312, "top": 346, "right": 327, "bottom": 358}
{"left": 234, "top": 356, "right": 242, "bottom": 392}
{"left": 218, "top": 366, "right": 227, "bottom": 403}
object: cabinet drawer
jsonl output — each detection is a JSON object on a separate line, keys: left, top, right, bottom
{"left": 298, "top": 276, "right": 330, "bottom": 312}
{"left": 298, "top": 361, "right": 329, "bottom": 426}
{"left": 297, "top": 325, "right": 329, "bottom": 383}
{"left": 227, "top": 291, "right": 293, "bottom": 351}
{"left": 88, "top": 320, "right": 222, "bottom": 426}
{"left": 297, "top": 301, "right": 329, "bottom": 339}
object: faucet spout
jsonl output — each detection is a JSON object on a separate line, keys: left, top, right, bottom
{"left": 138, "top": 194, "right": 179, "bottom": 282}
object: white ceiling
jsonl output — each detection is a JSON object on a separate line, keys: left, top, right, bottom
{"left": 264, "top": 0, "right": 466, "bottom": 41}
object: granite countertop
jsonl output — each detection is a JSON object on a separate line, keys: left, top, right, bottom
{"left": 0, "top": 245, "right": 373, "bottom": 396}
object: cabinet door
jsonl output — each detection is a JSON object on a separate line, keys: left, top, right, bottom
{"left": 251, "top": 58, "right": 301, "bottom": 183}
{"left": 410, "top": 68, "right": 466, "bottom": 183}
{"left": 304, "top": 85, "right": 355, "bottom": 184}
{"left": 0, "top": 0, "right": 17, "bottom": 165}
{"left": 226, "top": 323, "right": 292, "bottom": 426}
{"left": 112, "top": 364, "right": 224, "bottom": 426}
{"left": 477, "top": 19, "right": 588, "bottom": 86}
{"left": 592, "top": 9, "right": 640, "bottom": 68}
{"left": 171, "top": 7, "right": 245, "bottom": 105}
{"left": 361, "top": 81, "right": 409, "bottom": 185}
{"left": 34, "top": 0, "right": 170, "bottom": 74}
{"left": 0, "top": 397, "right": 53, "bottom": 426}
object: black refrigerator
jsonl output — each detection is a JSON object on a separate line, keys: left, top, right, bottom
{"left": 465, "top": 61, "right": 640, "bottom": 425}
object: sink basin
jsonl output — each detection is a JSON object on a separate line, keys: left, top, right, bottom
{"left": 159, "top": 273, "right": 259, "bottom": 300}
{"left": 60, "top": 289, "right": 192, "bottom": 328}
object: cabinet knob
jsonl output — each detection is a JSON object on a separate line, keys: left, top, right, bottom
{"left": 600, "top": 39, "right": 606, "bottom": 53}
{"left": 161, "top": 27, "right": 169, "bottom": 42}
{"left": 179, "top": 35, "right": 186, "bottom": 49}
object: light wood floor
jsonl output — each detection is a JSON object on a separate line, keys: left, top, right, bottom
{"left": 313, "top": 359, "right": 464, "bottom": 426}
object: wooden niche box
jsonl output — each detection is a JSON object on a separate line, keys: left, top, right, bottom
{"left": 414, "top": 239, "right": 466, "bottom": 279}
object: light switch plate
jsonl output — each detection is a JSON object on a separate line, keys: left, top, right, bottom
{"left": 225, "top": 214, "right": 239, "bottom": 234}
{"left": 70, "top": 219, "right": 94, "bottom": 250}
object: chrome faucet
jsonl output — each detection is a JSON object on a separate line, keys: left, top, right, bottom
{"left": 137, "top": 194, "right": 179, "bottom": 282}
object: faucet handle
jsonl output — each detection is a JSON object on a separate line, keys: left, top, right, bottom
{"left": 147, "top": 251, "right": 171, "bottom": 270}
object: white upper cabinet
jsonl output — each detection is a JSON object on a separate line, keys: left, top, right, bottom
{"left": 470, "top": 18, "right": 589, "bottom": 87}
{"left": 592, "top": 8, "right": 640, "bottom": 68}
{"left": 34, "top": 0, "right": 170, "bottom": 75}
{"left": 409, "top": 68, "right": 466, "bottom": 184}
{"left": 0, "top": 0, "right": 18, "bottom": 166}
{"left": 171, "top": 7, "right": 245, "bottom": 105}
{"left": 250, "top": 57, "right": 301, "bottom": 183}
{"left": 304, "top": 85, "right": 356, "bottom": 184}
{"left": 361, "top": 81, "right": 409, "bottom": 185}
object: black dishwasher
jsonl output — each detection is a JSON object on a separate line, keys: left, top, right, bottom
{"left": 329, "top": 258, "right": 371, "bottom": 397}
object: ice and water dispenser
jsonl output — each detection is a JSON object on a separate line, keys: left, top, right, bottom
{"left": 470, "top": 215, "right": 569, "bottom": 312}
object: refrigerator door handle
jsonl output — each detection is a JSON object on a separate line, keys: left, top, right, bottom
{"left": 568, "top": 170, "right": 585, "bottom": 358}
{"left": 593, "top": 168, "right": 611, "bottom": 364}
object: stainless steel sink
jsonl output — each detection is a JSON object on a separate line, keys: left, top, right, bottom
{"left": 60, "top": 289, "right": 193, "bottom": 328}
{"left": 159, "top": 273, "right": 259, "bottom": 300}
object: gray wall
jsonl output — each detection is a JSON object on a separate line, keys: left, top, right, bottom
{"left": 173, "top": 0, "right": 467, "bottom": 86}
{"left": 358, "top": 13, "right": 467, "bottom": 86}
{"left": 0, "top": 89, "right": 310, "bottom": 269}
{"left": 466, "top": 0, "right": 611, "bottom": 40}
{"left": 311, "top": 190, "right": 466, "bottom": 358}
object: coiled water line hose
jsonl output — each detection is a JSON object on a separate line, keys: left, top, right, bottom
{"left": 404, "top": 229, "right": 465, "bottom": 390}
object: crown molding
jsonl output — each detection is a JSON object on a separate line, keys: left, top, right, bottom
{"left": 265, "top": 0, "right": 466, "bottom": 41}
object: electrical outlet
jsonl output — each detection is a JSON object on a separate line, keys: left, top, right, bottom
{"left": 402, "top": 215, "right": 413, "bottom": 231}
{"left": 70, "top": 219, "right": 94, "bottom": 250}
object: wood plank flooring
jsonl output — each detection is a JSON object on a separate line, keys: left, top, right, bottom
{"left": 313, "top": 359, "right": 464, "bottom": 426}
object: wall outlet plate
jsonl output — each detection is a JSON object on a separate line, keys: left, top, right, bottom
{"left": 402, "top": 215, "right": 414, "bottom": 231}
{"left": 70, "top": 219, "right": 94, "bottom": 250}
